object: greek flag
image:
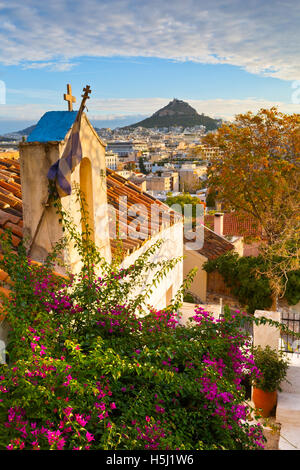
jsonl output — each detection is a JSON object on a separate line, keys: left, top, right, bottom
{"left": 47, "top": 109, "right": 83, "bottom": 197}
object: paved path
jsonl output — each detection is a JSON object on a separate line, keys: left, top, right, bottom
{"left": 276, "top": 354, "right": 300, "bottom": 450}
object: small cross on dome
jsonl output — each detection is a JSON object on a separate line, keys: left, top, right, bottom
{"left": 64, "top": 84, "right": 76, "bottom": 111}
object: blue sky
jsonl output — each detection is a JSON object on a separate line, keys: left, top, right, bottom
{"left": 0, "top": 0, "right": 299, "bottom": 133}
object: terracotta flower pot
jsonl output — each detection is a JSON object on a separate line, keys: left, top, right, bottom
{"left": 252, "top": 387, "right": 277, "bottom": 418}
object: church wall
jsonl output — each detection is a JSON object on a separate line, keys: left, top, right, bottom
{"left": 120, "top": 221, "right": 183, "bottom": 311}
{"left": 79, "top": 115, "right": 111, "bottom": 264}
{"left": 19, "top": 113, "right": 111, "bottom": 275}
{"left": 19, "top": 141, "right": 66, "bottom": 268}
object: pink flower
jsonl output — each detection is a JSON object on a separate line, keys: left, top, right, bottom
{"left": 75, "top": 414, "right": 88, "bottom": 427}
{"left": 56, "top": 438, "right": 66, "bottom": 450}
{"left": 86, "top": 432, "right": 95, "bottom": 443}
{"left": 110, "top": 402, "right": 116, "bottom": 410}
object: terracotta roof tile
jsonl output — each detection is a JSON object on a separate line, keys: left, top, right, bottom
{"left": 0, "top": 159, "right": 181, "bottom": 295}
{"left": 205, "top": 213, "right": 262, "bottom": 238}
{"left": 106, "top": 168, "right": 181, "bottom": 256}
{"left": 185, "top": 226, "right": 234, "bottom": 260}
{"left": 4, "top": 221, "right": 23, "bottom": 238}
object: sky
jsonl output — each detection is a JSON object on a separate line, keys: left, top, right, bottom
{"left": 0, "top": 0, "right": 300, "bottom": 133}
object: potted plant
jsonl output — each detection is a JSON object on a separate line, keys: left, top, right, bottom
{"left": 251, "top": 345, "right": 289, "bottom": 417}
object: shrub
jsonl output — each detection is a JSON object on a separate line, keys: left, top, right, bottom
{"left": 203, "top": 252, "right": 273, "bottom": 313}
{"left": 251, "top": 346, "right": 289, "bottom": 393}
{"left": 285, "top": 270, "right": 300, "bottom": 306}
{"left": 0, "top": 194, "right": 267, "bottom": 450}
{"left": 203, "top": 252, "right": 300, "bottom": 313}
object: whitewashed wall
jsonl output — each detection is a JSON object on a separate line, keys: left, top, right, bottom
{"left": 121, "top": 221, "right": 183, "bottom": 311}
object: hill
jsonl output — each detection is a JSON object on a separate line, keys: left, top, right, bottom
{"left": 122, "top": 99, "right": 220, "bottom": 131}
{"left": 15, "top": 125, "right": 37, "bottom": 136}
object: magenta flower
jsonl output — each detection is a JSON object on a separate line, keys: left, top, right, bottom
{"left": 86, "top": 432, "right": 95, "bottom": 443}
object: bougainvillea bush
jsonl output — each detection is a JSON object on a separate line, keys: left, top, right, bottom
{"left": 0, "top": 202, "right": 266, "bottom": 450}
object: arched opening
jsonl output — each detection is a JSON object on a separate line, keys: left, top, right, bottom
{"left": 79, "top": 157, "right": 95, "bottom": 242}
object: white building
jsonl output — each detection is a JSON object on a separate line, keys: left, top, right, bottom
{"left": 105, "top": 150, "right": 119, "bottom": 170}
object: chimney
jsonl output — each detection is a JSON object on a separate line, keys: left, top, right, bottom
{"left": 214, "top": 212, "right": 224, "bottom": 236}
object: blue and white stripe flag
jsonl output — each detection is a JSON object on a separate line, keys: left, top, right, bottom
{"left": 47, "top": 108, "right": 83, "bottom": 197}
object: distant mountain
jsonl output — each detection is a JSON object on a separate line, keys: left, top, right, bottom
{"left": 2, "top": 125, "right": 37, "bottom": 140}
{"left": 122, "top": 99, "right": 220, "bottom": 131}
{"left": 15, "top": 124, "right": 37, "bottom": 136}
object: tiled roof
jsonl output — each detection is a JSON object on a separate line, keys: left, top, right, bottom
{"left": 0, "top": 157, "right": 181, "bottom": 319}
{"left": 204, "top": 213, "right": 262, "bottom": 238}
{"left": 0, "top": 158, "right": 23, "bottom": 249}
{"left": 106, "top": 168, "right": 181, "bottom": 256}
{"left": 184, "top": 226, "right": 234, "bottom": 260}
{"left": 27, "top": 111, "right": 77, "bottom": 143}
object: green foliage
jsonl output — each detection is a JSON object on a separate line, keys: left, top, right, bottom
{"left": 183, "top": 292, "right": 196, "bottom": 303}
{"left": 203, "top": 252, "right": 273, "bottom": 313}
{"left": 0, "top": 188, "right": 278, "bottom": 450}
{"left": 252, "top": 346, "right": 289, "bottom": 392}
{"left": 285, "top": 270, "right": 300, "bottom": 305}
{"left": 205, "top": 190, "right": 216, "bottom": 208}
{"left": 165, "top": 193, "right": 203, "bottom": 223}
{"left": 138, "top": 157, "right": 149, "bottom": 175}
{"left": 203, "top": 251, "right": 300, "bottom": 312}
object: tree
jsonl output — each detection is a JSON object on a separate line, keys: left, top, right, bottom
{"left": 165, "top": 193, "right": 204, "bottom": 222}
{"left": 125, "top": 161, "right": 136, "bottom": 171}
{"left": 138, "top": 156, "right": 149, "bottom": 175}
{"left": 203, "top": 107, "right": 300, "bottom": 300}
{"left": 203, "top": 107, "right": 300, "bottom": 245}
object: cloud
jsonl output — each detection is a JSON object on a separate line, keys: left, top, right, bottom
{"left": 21, "top": 61, "right": 77, "bottom": 71}
{"left": 1, "top": 97, "right": 300, "bottom": 124}
{"left": 0, "top": 103, "right": 61, "bottom": 121}
{"left": 0, "top": 0, "right": 299, "bottom": 80}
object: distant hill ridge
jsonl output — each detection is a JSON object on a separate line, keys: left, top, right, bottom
{"left": 3, "top": 99, "right": 220, "bottom": 138}
{"left": 122, "top": 99, "right": 220, "bottom": 130}
{"left": 15, "top": 125, "right": 37, "bottom": 136}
